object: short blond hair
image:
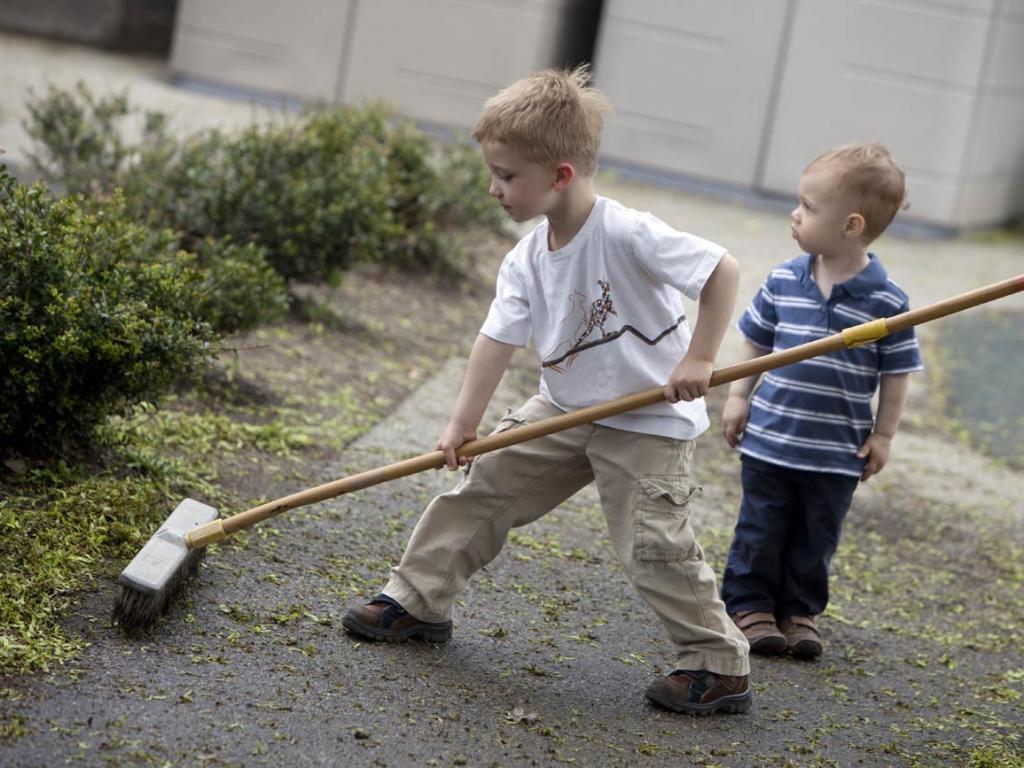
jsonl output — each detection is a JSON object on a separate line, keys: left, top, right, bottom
{"left": 472, "top": 64, "right": 611, "bottom": 176}
{"left": 808, "top": 142, "right": 908, "bottom": 241}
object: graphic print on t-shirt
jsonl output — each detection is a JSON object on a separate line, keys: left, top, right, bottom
{"left": 542, "top": 279, "right": 686, "bottom": 372}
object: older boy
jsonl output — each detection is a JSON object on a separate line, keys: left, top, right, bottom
{"left": 343, "top": 66, "right": 752, "bottom": 715}
{"left": 721, "top": 143, "right": 923, "bottom": 659}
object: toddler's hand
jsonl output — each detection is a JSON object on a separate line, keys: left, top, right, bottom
{"left": 721, "top": 394, "right": 750, "bottom": 448}
{"left": 436, "top": 421, "right": 477, "bottom": 470}
{"left": 856, "top": 433, "right": 891, "bottom": 481}
{"left": 666, "top": 357, "right": 713, "bottom": 403}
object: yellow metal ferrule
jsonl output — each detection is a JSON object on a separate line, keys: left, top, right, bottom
{"left": 185, "top": 519, "right": 227, "bottom": 549}
{"left": 842, "top": 318, "right": 889, "bottom": 348}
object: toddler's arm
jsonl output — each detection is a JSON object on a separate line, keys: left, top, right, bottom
{"left": 665, "top": 253, "right": 740, "bottom": 403}
{"left": 856, "top": 372, "right": 910, "bottom": 481}
{"left": 437, "top": 334, "right": 516, "bottom": 469}
{"left": 721, "top": 338, "right": 770, "bottom": 447}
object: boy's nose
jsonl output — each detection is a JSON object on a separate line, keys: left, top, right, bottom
{"left": 488, "top": 181, "right": 501, "bottom": 198}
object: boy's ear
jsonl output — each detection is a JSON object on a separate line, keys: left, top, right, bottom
{"left": 553, "top": 162, "right": 575, "bottom": 191}
{"left": 844, "top": 212, "right": 867, "bottom": 239}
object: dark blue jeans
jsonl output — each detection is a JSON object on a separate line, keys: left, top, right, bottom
{"left": 722, "top": 455, "right": 859, "bottom": 619}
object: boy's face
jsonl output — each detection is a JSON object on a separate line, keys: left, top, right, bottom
{"left": 480, "top": 140, "right": 561, "bottom": 222}
{"left": 790, "top": 162, "right": 861, "bottom": 256}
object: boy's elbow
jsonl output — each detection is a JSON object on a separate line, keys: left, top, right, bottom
{"left": 706, "top": 252, "right": 740, "bottom": 295}
{"left": 715, "top": 253, "right": 740, "bottom": 283}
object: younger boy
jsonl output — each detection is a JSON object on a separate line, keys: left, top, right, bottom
{"left": 720, "top": 142, "right": 923, "bottom": 659}
{"left": 343, "top": 66, "right": 752, "bottom": 715}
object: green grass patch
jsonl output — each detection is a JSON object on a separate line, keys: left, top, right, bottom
{"left": 0, "top": 346, "right": 397, "bottom": 676}
{"left": 1, "top": 472, "right": 174, "bottom": 673}
{"left": 965, "top": 738, "right": 1024, "bottom": 768}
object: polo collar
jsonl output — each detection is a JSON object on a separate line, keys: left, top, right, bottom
{"left": 797, "top": 253, "right": 888, "bottom": 298}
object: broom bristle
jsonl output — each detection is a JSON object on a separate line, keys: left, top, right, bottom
{"left": 112, "top": 547, "right": 206, "bottom": 635}
{"left": 111, "top": 498, "right": 218, "bottom": 635}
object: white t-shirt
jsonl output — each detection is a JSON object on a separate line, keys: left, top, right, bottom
{"left": 480, "top": 196, "right": 726, "bottom": 440}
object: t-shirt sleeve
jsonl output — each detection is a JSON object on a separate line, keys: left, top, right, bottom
{"left": 629, "top": 213, "right": 726, "bottom": 300}
{"left": 737, "top": 276, "right": 778, "bottom": 350}
{"left": 878, "top": 298, "right": 924, "bottom": 374}
{"left": 479, "top": 253, "right": 532, "bottom": 347}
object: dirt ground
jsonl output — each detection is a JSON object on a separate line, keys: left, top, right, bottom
{"left": 1, "top": 207, "right": 1022, "bottom": 767}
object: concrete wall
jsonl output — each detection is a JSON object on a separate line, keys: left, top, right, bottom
{"left": 758, "top": 0, "right": 1024, "bottom": 230}
{"left": 170, "top": 0, "right": 599, "bottom": 129}
{"left": 339, "top": 0, "right": 599, "bottom": 130}
{"left": 0, "top": 0, "right": 177, "bottom": 53}
{"left": 596, "top": 0, "right": 1024, "bottom": 230}
{"left": 955, "top": 2, "right": 1024, "bottom": 227}
{"left": 594, "top": 0, "right": 790, "bottom": 187}
{"left": 170, "top": 0, "right": 355, "bottom": 102}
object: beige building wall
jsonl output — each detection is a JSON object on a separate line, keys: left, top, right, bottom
{"left": 955, "top": 3, "right": 1024, "bottom": 227}
{"left": 594, "top": 0, "right": 791, "bottom": 187}
{"left": 170, "top": 0, "right": 594, "bottom": 130}
{"left": 759, "top": 0, "right": 1024, "bottom": 229}
{"left": 339, "top": 0, "right": 595, "bottom": 130}
{"left": 170, "top": 0, "right": 356, "bottom": 102}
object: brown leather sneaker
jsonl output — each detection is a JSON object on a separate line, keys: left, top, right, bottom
{"left": 730, "top": 611, "right": 787, "bottom": 655}
{"left": 645, "top": 670, "right": 752, "bottom": 715}
{"left": 778, "top": 615, "right": 822, "bottom": 659}
{"left": 342, "top": 594, "right": 452, "bottom": 643}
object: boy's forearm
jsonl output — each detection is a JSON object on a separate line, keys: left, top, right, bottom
{"left": 874, "top": 373, "right": 910, "bottom": 437}
{"left": 727, "top": 338, "right": 770, "bottom": 399}
{"left": 688, "top": 253, "right": 740, "bottom": 364}
{"left": 449, "top": 334, "right": 517, "bottom": 430}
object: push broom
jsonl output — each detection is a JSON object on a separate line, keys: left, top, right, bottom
{"left": 112, "top": 274, "right": 1024, "bottom": 634}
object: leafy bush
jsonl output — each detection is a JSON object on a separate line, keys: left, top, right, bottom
{"left": 0, "top": 164, "right": 218, "bottom": 452}
{"left": 21, "top": 85, "right": 289, "bottom": 333}
{"left": 22, "top": 82, "right": 165, "bottom": 198}
{"left": 188, "top": 237, "right": 289, "bottom": 335}
{"left": 24, "top": 84, "right": 504, "bottom": 284}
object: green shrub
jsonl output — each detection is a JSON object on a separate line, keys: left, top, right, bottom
{"left": 24, "top": 84, "right": 504, "bottom": 284}
{"left": 20, "top": 85, "right": 289, "bottom": 333}
{"left": 0, "top": 164, "right": 218, "bottom": 452}
{"left": 189, "top": 237, "right": 289, "bottom": 334}
{"left": 22, "top": 82, "right": 165, "bottom": 198}
{"left": 128, "top": 115, "right": 405, "bottom": 282}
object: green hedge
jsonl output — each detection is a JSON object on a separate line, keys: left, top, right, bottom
{"left": 0, "top": 164, "right": 219, "bottom": 452}
{"left": 25, "top": 84, "right": 504, "bottom": 284}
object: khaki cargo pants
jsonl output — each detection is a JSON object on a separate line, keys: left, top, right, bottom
{"left": 383, "top": 395, "right": 750, "bottom": 676}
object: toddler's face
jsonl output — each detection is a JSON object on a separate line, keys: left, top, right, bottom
{"left": 790, "top": 162, "right": 858, "bottom": 256}
{"left": 480, "top": 140, "right": 559, "bottom": 223}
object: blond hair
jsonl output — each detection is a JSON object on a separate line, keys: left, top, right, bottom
{"left": 472, "top": 64, "right": 611, "bottom": 176}
{"left": 808, "top": 142, "right": 908, "bottom": 241}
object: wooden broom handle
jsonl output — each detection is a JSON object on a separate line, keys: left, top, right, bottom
{"left": 188, "top": 273, "right": 1024, "bottom": 545}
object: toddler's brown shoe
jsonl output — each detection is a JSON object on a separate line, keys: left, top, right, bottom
{"left": 645, "top": 669, "right": 752, "bottom": 715}
{"left": 778, "top": 615, "right": 822, "bottom": 659}
{"left": 342, "top": 594, "right": 452, "bottom": 643}
{"left": 730, "top": 611, "right": 787, "bottom": 655}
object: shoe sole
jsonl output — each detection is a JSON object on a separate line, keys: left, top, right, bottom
{"left": 341, "top": 613, "right": 452, "bottom": 644}
{"left": 644, "top": 686, "right": 753, "bottom": 716}
{"left": 749, "top": 634, "right": 787, "bottom": 655}
{"left": 789, "top": 639, "right": 822, "bottom": 659}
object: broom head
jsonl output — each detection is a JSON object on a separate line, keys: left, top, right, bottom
{"left": 111, "top": 498, "right": 219, "bottom": 635}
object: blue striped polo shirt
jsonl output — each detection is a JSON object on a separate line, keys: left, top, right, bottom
{"left": 737, "top": 254, "right": 923, "bottom": 477}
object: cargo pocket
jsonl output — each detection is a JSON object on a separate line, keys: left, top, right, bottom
{"left": 490, "top": 407, "right": 527, "bottom": 435}
{"left": 634, "top": 476, "right": 700, "bottom": 562}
